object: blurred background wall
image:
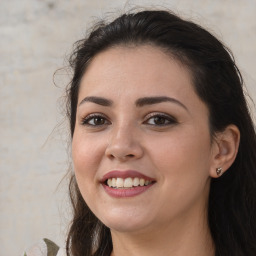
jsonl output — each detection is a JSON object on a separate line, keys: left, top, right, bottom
{"left": 0, "top": 0, "right": 255, "bottom": 255}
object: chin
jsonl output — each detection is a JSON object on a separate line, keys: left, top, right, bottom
{"left": 96, "top": 208, "right": 153, "bottom": 233}
{"left": 106, "top": 220, "right": 149, "bottom": 233}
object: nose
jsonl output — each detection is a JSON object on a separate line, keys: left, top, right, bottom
{"left": 105, "top": 123, "right": 144, "bottom": 161}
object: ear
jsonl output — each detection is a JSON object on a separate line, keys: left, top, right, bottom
{"left": 209, "top": 124, "right": 240, "bottom": 178}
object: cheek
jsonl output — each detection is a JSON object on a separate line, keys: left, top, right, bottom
{"left": 72, "top": 131, "right": 105, "bottom": 184}
{"left": 146, "top": 134, "right": 211, "bottom": 221}
{"left": 150, "top": 127, "right": 211, "bottom": 168}
{"left": 71, "top": 132, "right": 108, "bottom": 212}
{"left": 148, "top": 127, "right": 212, "bottom": 196}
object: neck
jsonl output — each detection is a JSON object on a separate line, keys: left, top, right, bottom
{"left": 110, "top": 203, "right": 214, "bottom": 256}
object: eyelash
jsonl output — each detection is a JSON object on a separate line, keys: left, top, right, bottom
{"left": 81, "top": 113, "right": 110, "bottom": 126}
{"left": 143, "top": 112, "right": 177, "bottom": 126}
{"left": 80, "top": 112, "right": 177, "bottom": 127}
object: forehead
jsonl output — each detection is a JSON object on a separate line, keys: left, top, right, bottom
{"left": 78, "top": 45, "right": 196, "bottom": 101}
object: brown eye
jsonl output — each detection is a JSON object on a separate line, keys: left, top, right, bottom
{"left": 93, "top": 117, "right": 105, "bottom": 125}
{"left": 153, "top": 116, "right": 167, "bottom": 125}
{"left": 145, "top": 113, "right": 177, "bottom": 126}
{"left": 82, "top": 114, "right": 110, "bottom": 126}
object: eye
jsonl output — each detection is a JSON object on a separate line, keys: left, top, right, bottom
{"left": 81, "top": 114, "right": 110, "bottom": 126}
{"left": 144, "top": 113, "right": 177, "bottom": 126}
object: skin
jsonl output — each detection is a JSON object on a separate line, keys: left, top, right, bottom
{"left": 72, "top": 45, "right": 240, "bottom": 256}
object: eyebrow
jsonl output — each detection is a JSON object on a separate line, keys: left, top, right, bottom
{"left": 78, "top": 95, "right": 188, "bottom": 111}
{"left": 135, "top": 96, "right": 188, "bottom": 111}
{"left": 79, "top": 96, "right": 113, "bottom": 107}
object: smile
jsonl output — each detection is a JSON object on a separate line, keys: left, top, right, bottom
{"left": 101, "top": 170, "right": 156, "bottom": 197}
{"left": 106, "top": 177, "right": 153, "bottom": 188}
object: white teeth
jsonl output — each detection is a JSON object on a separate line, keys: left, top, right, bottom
{"left": 106, "top": 177, "right": 153, "bottom": 188}
{"left": 107, "top": 179, "right": 112, "bottom": 187}
{"left": 116, "top": 178, "right": 124, "bottom": 188}
{"left": 133, "top": 177, "right": 140, "bottom": 186}
{"left": 124, "top": 177, "right": 133, "bottom": 188}
{"left": 111, "top": 178, "right": 116, "bottom": 187}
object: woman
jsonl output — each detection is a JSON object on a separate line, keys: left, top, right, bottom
{"left": 25, "top": 9, "right": 256, "bottom": 256}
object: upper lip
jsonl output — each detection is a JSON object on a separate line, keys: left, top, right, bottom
{"left": 100, "top": 170, "right": 155, "bottom": 183}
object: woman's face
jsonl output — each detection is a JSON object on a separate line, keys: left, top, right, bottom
{"left": 72, "top": 45, "right": 216, "bottom": 233}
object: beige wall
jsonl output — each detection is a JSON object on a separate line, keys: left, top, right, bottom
{"left": 0, "top": 0, "right": 255, "bottom": 255}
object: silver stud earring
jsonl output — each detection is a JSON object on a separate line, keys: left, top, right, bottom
{"left": 216, "top": 167, "right": 222, "bottom": 176}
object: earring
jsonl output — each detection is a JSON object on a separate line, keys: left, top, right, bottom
{"left": 216, "top": 167, "right": 222, "bottom": 176}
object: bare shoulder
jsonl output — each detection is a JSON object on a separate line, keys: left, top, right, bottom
{"left": 24, "top": 238, "right": 66, "bottom": 256}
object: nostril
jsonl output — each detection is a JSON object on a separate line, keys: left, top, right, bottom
{"left": 109, "top": 153, "right": 135, "bottom": 160}
{"left": 105, "top": 141, "right": 144, "bottom": 160}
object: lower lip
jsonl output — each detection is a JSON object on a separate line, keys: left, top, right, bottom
{"left": 102, "top": 183, "right": 154, "bottom": 198}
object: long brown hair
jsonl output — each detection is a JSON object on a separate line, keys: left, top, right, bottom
{"left": 65, "top": 10, "right": 256, "bottom": 256}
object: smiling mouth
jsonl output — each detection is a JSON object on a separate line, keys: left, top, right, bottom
{"left": 105, "top": 177, "right": 154, "bottom": 189}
